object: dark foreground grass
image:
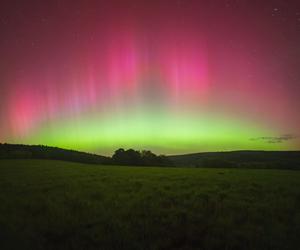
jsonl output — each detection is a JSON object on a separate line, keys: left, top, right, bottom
{"left": 0, "top": 160, "right": 299, "bottom": 250}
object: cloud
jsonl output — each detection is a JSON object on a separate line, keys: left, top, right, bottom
{"left": 250, "top": 134, "right": 298, "bottom": 144}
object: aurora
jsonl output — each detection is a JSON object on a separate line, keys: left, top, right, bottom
{"left": 0, "top": 0, "right": 299, "bottom": 155}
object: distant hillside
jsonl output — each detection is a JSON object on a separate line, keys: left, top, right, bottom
{"left": 0, "top": 143, "right": 111, "bottom": 164}
{"left": 0, "top": 144, "right": 171, "bottom": 166}
{"left": 169, "top": 151, "right": 300, "bottom": 170}
{"left": 1, "top": 144, "right": 299, "bottom": 170}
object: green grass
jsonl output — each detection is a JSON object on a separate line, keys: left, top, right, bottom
{"left": 0, "top": 160, "right": 299, "bottom": 250}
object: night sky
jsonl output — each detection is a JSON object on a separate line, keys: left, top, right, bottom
{"left": 0, "top": 0, "right": 300, "bottom": 155}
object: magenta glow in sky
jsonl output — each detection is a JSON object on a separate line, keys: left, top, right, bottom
{"left": 0, "top": 0, "right": 299, "bottom": 154}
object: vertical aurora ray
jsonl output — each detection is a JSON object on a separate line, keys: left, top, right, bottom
{"left": 0, "top": 1, "right": 299, "bottom": 155}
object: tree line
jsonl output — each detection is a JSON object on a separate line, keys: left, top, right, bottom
{"left": 0, "top": 143, "right": 172, "bottom": 166}
{"left": 112, "top": 148, "right": 172, "bottom": 166}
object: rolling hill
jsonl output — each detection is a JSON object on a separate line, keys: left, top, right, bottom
{"left": 169, "top": 151, "right": 300, "bottom": 169}
{"left": 0, "top": 143, "right": 110, "bottom": 164}
{"left": 1, "top": 143, "right": 300, "bottom": 170}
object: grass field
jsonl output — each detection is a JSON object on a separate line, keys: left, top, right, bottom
{"left": 0, "top": 160, "right": 299, "bottom": 250}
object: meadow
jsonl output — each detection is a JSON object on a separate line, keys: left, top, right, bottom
{"left": 0, "top": 159, "right": 299, "bottom": 250}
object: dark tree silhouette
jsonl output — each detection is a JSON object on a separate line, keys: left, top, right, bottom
{"left": 0, "top": 144, "right": 173, "bottom": 166}
{"left": 112, "top": 148, "right": 142, "bottom": 165}
{"left": 112, "top": 148, "right": 172, "bottom": 166}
